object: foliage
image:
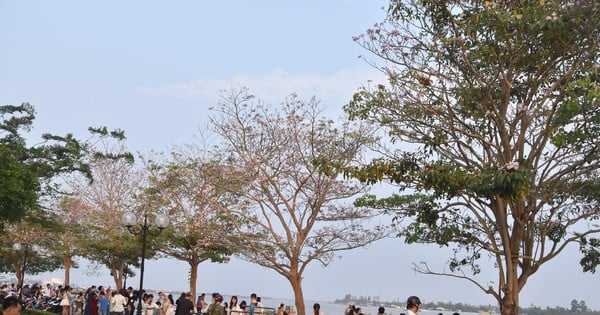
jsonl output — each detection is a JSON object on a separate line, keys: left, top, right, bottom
{"left": 0, "top": 221, "right": 64, "bottom": 282}
{"left": 142, "top": 151, "right": 240, "bottom": 297}
{"left": 145, "top": 154, "right": 238, "bottom": 263}
{"left": 0, "top": 103, "right": 126, "bottom": 230}
{"left": 345, "top": 1, "right": 600, "bottom": 314}
{"left": 58, "top": 143, "right": 143, "bottom": 289}
{"left": 208, "top": 87, "right": 393, "bottom": 315}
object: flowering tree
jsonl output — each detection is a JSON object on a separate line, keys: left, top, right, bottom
{"left": 209, "top": 88, "right": 392, "bottom": 315}
{"left": 0, "top": 221, "right": 63, "bottom": 290}
{"left": 143, "top": 151, "right": 240, "bottom": 299}
{"left": 61, "top": 144, "right": 143, "bottom": 290}
{"left": 344, "top": 1, "right": 600, "bottom": 314}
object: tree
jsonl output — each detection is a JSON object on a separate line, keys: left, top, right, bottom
{"left": 209, "top": 88, "right": 392, "bottom": 315}
{"left": 344, "top": 1, "right": 600, "bottom": 315}
{"left": 0, "top": 221, "right": 63, "bottom": 291}
{"left": 0, "top": 103, "right": 90, "bottom": 228}
{"left": 61, "top": 143, "right": 142, "bottom": 290}
{"left": 143, "top": 151, "right": 238, "bottom": 299}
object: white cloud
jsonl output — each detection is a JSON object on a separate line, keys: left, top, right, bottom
{"left": 135, "top": 67, "right": 385, "bottom": 108}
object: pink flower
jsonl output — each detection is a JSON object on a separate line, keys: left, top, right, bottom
{"left": 545, "top": 12, "right": 558, "bottom": 21}
{"left": 505, "top": 161, "right": 519, "bottom": 171}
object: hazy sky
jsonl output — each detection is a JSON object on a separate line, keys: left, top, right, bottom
{"left": 1, "top": 1, "right": 598, "bottom": 311}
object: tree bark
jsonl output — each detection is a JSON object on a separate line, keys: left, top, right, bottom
{"left": 110, "top": 264, "right": 124, "bottom": 292}
{"left": 500, "top": 295, "right": 519, "bottom": 315}
{"left": 63, "top": 256, "right": 72, "bottom": 286}
{"left": 189, "top": 256, "right": 199, "bottom": 304}
{"left": 289, "top": 272, "right": 305, "bottom": 315}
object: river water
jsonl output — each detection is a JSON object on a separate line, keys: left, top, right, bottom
{"left": 227, "top": 296, "right": 492, "bottom": 315}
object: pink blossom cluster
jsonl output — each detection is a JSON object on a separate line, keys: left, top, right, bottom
{"left": 505, "top": 161, "right": 519, "bottom": 171}
{"left": 545, "top": 12, "right": 558, "bottom": 21}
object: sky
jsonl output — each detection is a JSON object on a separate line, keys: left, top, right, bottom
{"left": 1, "top": 0, "right": 599, "bottom": 311}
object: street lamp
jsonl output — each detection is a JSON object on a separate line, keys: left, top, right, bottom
{"left": 12, "top": 242, "right": 40, "bottom": 301}
{"left": 121, "top": 211, "right": 169, "bottom": 315}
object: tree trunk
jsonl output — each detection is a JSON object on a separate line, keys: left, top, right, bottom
{"left": 116, "top": 263, "right": 124, "bottom": 291}
{"left": 63, "top": 256, "right": 72, "bottom": 286}
{"left": 499, "top": 261, "right": 520, "bottom": 315}
{"left": 189, "top": 256, "right": 199, "bottom": 304}
{"left": 110, "top": 264, "right": 124, "bottom": 292}
{"left": 500, "top": 295, "right": 519, "bottom": 315}
{"left": 289, "top": 272, "right": 305, "bottom": 315}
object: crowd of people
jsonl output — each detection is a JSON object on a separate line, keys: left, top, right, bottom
{"left": 1, "top": 283, "right": 454, "bottom": 315}
{"left": 0, "top": 283, "right": 281, "bottom": 315}
{"left": 344, "top": 296, "right": 460, "bottom": 315}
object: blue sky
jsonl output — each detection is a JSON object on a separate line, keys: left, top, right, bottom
{"left": 1, "top": 0, "right": 598, "bottom": 311}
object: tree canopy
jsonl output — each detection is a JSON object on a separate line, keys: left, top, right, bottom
{"left": 0, "top": 103, "right": 126, "bottom": 229}
{"left": 208, "top": 88, "right": 393, "bottom": 315}
{"left": 345, "top": 1, "right": 599, "bottom": 314}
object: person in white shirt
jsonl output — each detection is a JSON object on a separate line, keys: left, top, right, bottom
{"left": 405, "top": 296, "right": 421, "bottom": 315}
{"left": 111, "top": 289, "right": 128, "bottom": 315}
{"left": 43, "top": 283, "right": 55, "bottom": 297}
{"left": 144, "top": 294, "right": 158, "bottom": 315}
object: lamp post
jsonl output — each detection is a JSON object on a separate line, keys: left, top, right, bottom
{"left": 121, "top": 211, "right": 169, "bottom": 315}
{"left": 12, "top": 242, "right": 40, "bottom": 301}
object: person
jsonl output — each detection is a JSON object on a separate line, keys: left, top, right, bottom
{"left": 405, "top": 296, "right": 421, "bottom": 315}
{"left": 174, "top": 293, "right": 185, "bottom": 315}
{"left": 162, "top": 294, "right": 175, "bottom": 315}
{"left": 207, "top": 294, "right": 224, "bottom": 315}
{"left": 144, "top": 294, "right": 158, "bottom": 315}
{"left": 176, "top": 293, "right": 195, "bottom": 315}
{"left": 157, "top": 293, "right": 166, "bottom": 307}
{"left": 85, "top": 286, "right": 99, "bottom": 315}
{"left": 276, "top": 304, "right": 284, "bottom": 315}
{"left": 247, "top": 294, "right": 257, "bottom": 315}
{"left": 196, "top": 294, "right": 206, "bottom": 315}
{"left": 2, "top": 296, "right": 21, "bottom": 315}
{"left": 75, "top": 292, "right": 85, "bottom": 315}
{"left": 312, "top": 303, "right": 324, "bottom": 315}
{"left": 377, "top": 307, "right": 385, "bottom": 315}
{"left": 111, "top": 289, "right": 127, "bottom": 315}
{"left": 60, "top": 286, "right": 73, "bottom": 315}
{"left": 89, "top": 291, "right": 99, "bottom": 315}
{"left": 344, "top": 302, "right": 355, "bottom": 315}
{"left": 228, "top": 296, "right": 241, "bottom": 315}
{"left": 99, "top": 292, "right": 110, "bottom": 315}
{"left": 125, "top": 287, "right": 135, "bottom": 315}
{"left": 43, "top": 283, "right": 55, "bottom": 298}
{"left": 215, "top": 295, "right": 225, "bottom": 315}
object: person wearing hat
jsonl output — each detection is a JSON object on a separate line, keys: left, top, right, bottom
{"left": 406, "top": 296, "right": 421, "bottom": 315}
